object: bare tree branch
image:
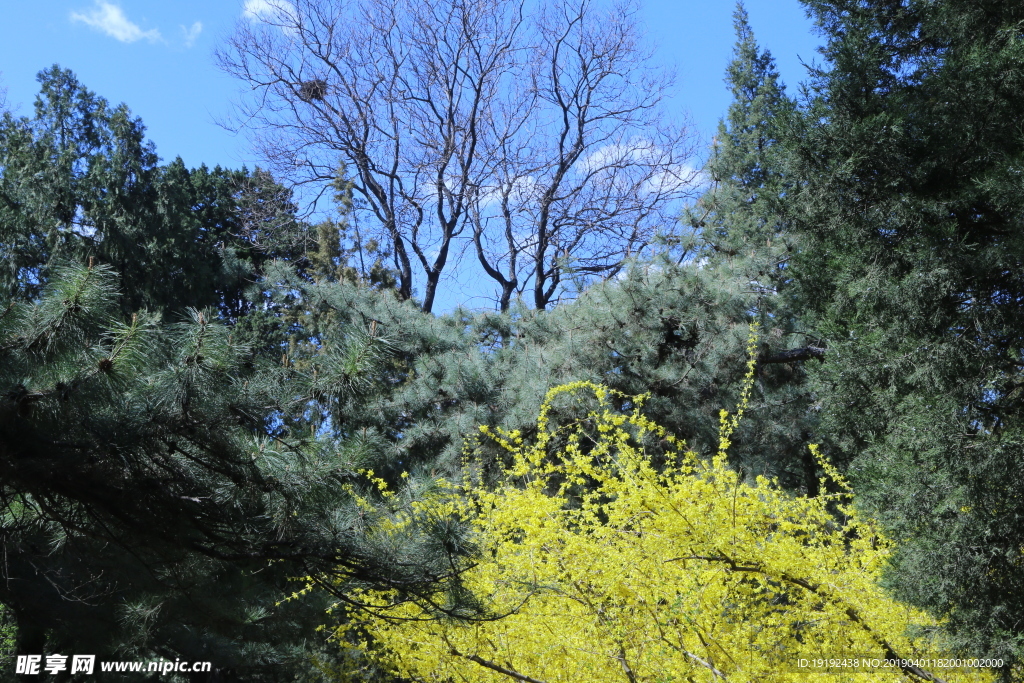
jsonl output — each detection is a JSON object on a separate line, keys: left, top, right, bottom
{"left": 218, "top": 0, "right": 697, "bottom": 312}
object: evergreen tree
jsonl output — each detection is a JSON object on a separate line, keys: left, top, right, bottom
{"left": 0, "top": 67, "right": 282, "bottom": 318}
{"left": 0, "top": 66, "right": 158, "bottom": 303}
{"left": 693, "top": 3, "right": 795, "bottom": 265}
{"left": 789, "top": 0, "right": 1024, "bottom": 671}
{"left": 262, "top": 252, "right": 822, "bottom": 493}
{"left": 0, "top": 263, "right": 473, "bottom": 680}
{"left": 686, "top": 4, "right": 821, "bottom": 490}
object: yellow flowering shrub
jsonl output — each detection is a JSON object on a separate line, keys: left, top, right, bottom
{"left": 339, "top": 325, "right": 996, "bottom": 683}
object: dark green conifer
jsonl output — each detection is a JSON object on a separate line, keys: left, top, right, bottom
{"left": 686, "top": 4, "right": 821, "bottom": 490}
{"left": 0, "top": 262, "right": 474, "bottom": 680}
{"left": 694, "top": 3, "right": 795, "bottom": 264}
{"left": 0, "top": 67, "right": 287, "bottom": 319}
{"left": 0, "top": 80, "right": 468, "bottom": 674}
{"left": 789, "top": 0, "right": 1024, "bottom": 670}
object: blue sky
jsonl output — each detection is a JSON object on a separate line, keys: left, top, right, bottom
{"left": 0, "top": 0, "right": 821, "bottom": 172}
{"left": 0, "top": 0, "right": 822, "bottom": 310}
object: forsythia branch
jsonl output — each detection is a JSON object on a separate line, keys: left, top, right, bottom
{"left": 449, "top": 647, "right": 550, "bottom": 683}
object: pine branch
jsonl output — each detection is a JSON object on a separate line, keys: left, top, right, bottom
{"left": 758, "top": 345, "right": 825, "bottom": 364}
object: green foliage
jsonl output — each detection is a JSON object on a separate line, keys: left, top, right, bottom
{"left": 0, "top": 605, "right": 14, "bottom": 679}
{"left": 0, "top": 51, "right": 825, "bottom": 683}
{"left": 0, "top": 66, "right": 301, "bottom": 318}
{"left": 11, "top": 6, "right": 1024, "bottom": 676}
{"left": 0, "top": 262, "right": 473, "bottom": 679}
{"left": 0, "top": 66, "right": 157, "bottom": 302}
{"left": 258, "top": 251, "right": 822, "bottom": 501}
{"left": 679, "top": 5, "right": 822, "bottom": 491}
{"left": 690, "top": 3, "right": 796, "bottom": 267}
{"left": 788, "top": 0, "right": 1024, "bottom": 667}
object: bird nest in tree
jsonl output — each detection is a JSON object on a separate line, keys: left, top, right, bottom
{"left": 298, "top": 79, "right": 328, "bottom": 102}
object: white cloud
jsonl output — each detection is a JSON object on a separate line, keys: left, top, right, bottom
{"left": 181, "top": 21, "right": 203, "bottom": 48}
{"left": 579, "top": 141, "right": 704, "bottom": 198}
{"left": 242, "top": 0, "right": 296, "bottom": 25}
{"left": 580, "top": 141, "right": 664, "bottom": 175}
{"left": 644, "top": 162, "right": 704, "bottom": 197}
{"left": 70, "top": 1, "right": 162, "bottom": 44}
{"left": 477, "top": 176, "right": 541, "bottom": 209}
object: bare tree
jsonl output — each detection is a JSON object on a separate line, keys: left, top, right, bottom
{"left": 219, "top": 0, "right": 696, "bottom": 312}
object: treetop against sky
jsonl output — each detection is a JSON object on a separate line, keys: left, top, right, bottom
{"left": 0, "top": 0, "right": 819, "bottom": 172}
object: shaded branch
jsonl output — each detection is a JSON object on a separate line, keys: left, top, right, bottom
{"left": 666, "top": 554, "right": 948, "bottom": 683}
{"left": 450, "top": 647, "right": 550, "bottom": 683}
{"left": 758, "top": 344, "right": 825, "bottom": 365}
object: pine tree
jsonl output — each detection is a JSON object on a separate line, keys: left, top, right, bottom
{"left": 685, "top": 4, "right": 822, "bottom": 490}
{"left": 0, "top": 66, "right": 158, "bottom": 303}
{"left": 263, "top": 251, "right": 821, "bottom": 494}
{"left": 0, "top": 263, "right": 474, "bottom": 680}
